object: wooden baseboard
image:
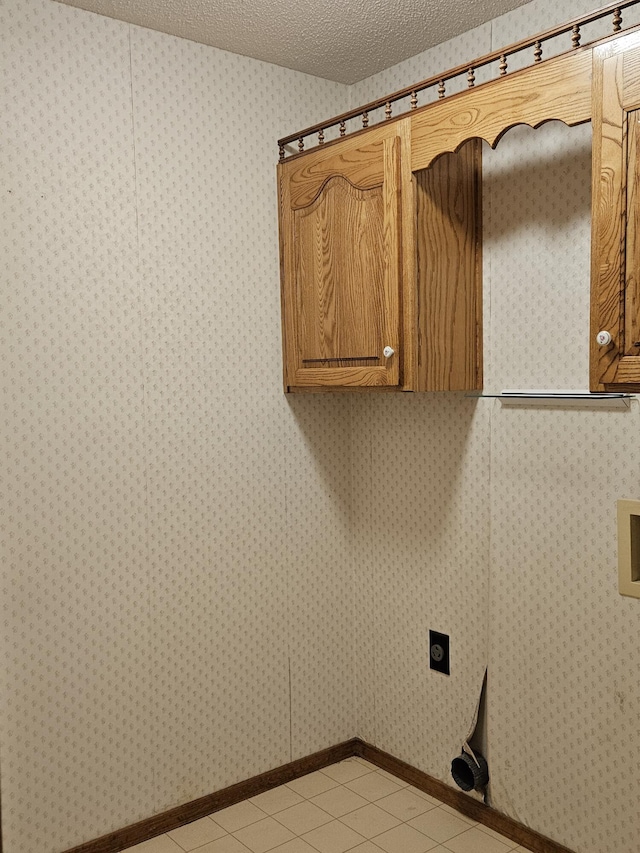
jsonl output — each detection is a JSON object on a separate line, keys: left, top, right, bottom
{"left": 64, "top": 737, "right": 575, "bottom": 853}
{"left": 356, "top": 740, "right": 576, "bottom": 853}
{"left": 63, "top": 740, "right": 358, "bottom": 853}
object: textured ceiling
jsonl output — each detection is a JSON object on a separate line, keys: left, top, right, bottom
{"left": 54, "top": 0, "right": 534, "bottom": 84}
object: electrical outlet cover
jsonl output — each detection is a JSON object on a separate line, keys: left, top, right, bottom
{"left": 429, "top": 630, "right": 450, "bottom": 675}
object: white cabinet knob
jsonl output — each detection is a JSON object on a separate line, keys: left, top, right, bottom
{"left": 383, "top": 346, "right": 395, "bottom": 358}
{"left": 596, "top": 330, "right": 612, "bottom": 346}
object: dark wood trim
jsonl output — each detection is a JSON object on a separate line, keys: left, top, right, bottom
{"left": 356, "top": 740, "right": 576, "bottom": 853}
{"left": 63, "top": 737, "right": 575, "bottom": 853}
{"left": 62, "top": 740, "right": 358, "bottom": 853}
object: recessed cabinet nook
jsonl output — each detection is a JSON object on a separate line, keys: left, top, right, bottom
{"left": 276, "top": 2, "right": 640, "bottom": 394}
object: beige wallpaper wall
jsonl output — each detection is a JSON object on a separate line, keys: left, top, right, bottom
{"left": 3, "top": 2, "right": 640, "bottom": 853}
{"left": 485, "top": 5, "right": 640, "bottom": 847}
{"left": 351, "top": 3, "right": 640, "bottom": 853}
{"left": 349, "top": 22, "right": 494, "bottom": 779}
{"left": 1, "top": 1, "right": 354, "bottom": 851}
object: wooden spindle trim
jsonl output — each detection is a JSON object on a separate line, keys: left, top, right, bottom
{"left": 318, "top": 128, "right": 324, "bottom": 145}
{"left": 362, "top": 111, "right": 369, "bottom": 127}
{"left": 499, "top": 54, "right": 508, "bottom": 75}
{"left": 438, "top": 79, "right": 445, "bottom": 99}
{"left": 572, "top": 23, "right": 581, "bottom": 47}
{"left": 339, "top": 120, "right": 346, "bottom": 137}
{"left": 467, "top": 67, "right": 475, "bottom": 88}
{"left": 534, "top": 40, "right": 542, "bottom": 62}
{"left": 278, "top": 144, "right": 285, "bottom": 161}
{"left": 613, "top": 7, "right": 622, "bottom": 30}
{"left": 410, "top": 90, "right": 418, "bottom": 109}
{"left": 298, "top": 137, "right": 304, "bottom": 153}
{"left": 385, "top": 101, "right": 392, "bottom": 119}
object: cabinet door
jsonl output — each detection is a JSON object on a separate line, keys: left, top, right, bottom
{"left": 591, "top": 33, "right": 640, "bottom": 391}
{"left": 278, "top": 125, "right": 406, "bottom": 390}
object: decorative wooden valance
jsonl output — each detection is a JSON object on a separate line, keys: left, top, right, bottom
{"left": 277, "top": 1, "right": 639, "bottom": 163}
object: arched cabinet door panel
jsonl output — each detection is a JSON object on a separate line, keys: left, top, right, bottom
{"left": 278, "top": 124, "right": 408, "bottom": 391}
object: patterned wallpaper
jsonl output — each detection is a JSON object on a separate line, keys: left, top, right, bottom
{"left": 3, "top": 2, "right": 640, "bottom": 853}
{"left": 350, "top": 24, "right": 494, "bottom": 791}
{"left": 1, "top": 1, "right": 354, "bottom": 851}
{"left": 484, "top": 74, "right": 640, "bottom": 853}
{"left": 351, "top": 394, "right": 490, "bottom": 775}
{"left": 352, "top": 3, "right": 640, "bottom": 853}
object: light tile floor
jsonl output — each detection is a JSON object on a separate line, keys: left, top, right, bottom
{"left": 124, "top": 758, "right": 533, "bottom": 853}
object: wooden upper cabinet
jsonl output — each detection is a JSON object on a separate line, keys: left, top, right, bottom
{"left": 591, "top": 31, "right": 640, "bottom": 391}
{"left": 277, "top": 118, "right": 482, "bottom": 392}
{"left": 277, "top": 14, "right": 640, "bottom": 395}
{"left": 278, "top": 123, "right": 409, "bottom": 391}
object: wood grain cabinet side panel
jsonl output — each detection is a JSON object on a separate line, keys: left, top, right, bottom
{"left": 415, "top": 140, "right": 483, "bottom": 391}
